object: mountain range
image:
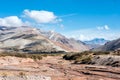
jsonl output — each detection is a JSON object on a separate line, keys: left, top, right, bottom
{"left": 0, "top": 26, "right": 89, "bottom": 53}
{"left": 84, "top": 38, "right": 109, "bottom": 45}
{"left": 0, "top": 26, "right": 120, "bottom": 53}
{"left": 94, "top": 38, "right": 120, "bottom": 51}
{"left": 84, "top": 38, "right": 109, "bottom": 49}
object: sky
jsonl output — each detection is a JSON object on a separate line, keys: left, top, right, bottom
{"left": 0, "top": 0, "right": 120, "bottom": 41}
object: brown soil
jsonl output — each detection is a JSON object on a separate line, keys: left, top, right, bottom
{"left": 0, "top": 55, "right": 120, "bottom": 80}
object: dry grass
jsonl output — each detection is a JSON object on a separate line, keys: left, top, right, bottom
{"left": 18, "top": 72, "right": 26, "bottom": 78}
{"left": 0, "top": 52, "right": 42, "bottom": 60}
{"left": 0, "top": 52, "right": 65, "bottom": 61}
{"left": 63, "top": 51, "right": 111, "bottom": 64}
{"left": 1, "top": 73, "right": 8, "bottom": 77}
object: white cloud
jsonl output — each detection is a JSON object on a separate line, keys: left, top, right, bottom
{"left": 0, "top": 9, "right": 61, "bottom": 28}
{"left": 23, "top": 9, "right": 58, "bottom": 23}
{"left": 79, "top": 34, "right": 87, "bottom": 41}
{"left": 97, "top": 27, "right": 103, "bottom": 30}
{"left": 104, "top": 25, "right": 109, "bottom": 30}
{"left": 97, "top": 25, "right": 110, "bottom": 30}
{"left": 0, "top": 16, "right": 24, "bottom": 27}
{"left": 63, "top": 28, "right": 120, "bottom": 41}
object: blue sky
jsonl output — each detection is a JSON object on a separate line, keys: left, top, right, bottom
{"left": 0, "top": 0, "right": 120, "bottom": 41}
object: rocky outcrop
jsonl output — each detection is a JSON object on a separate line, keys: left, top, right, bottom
{"left": 91, "top": 55, "right": 120, "bottom": 67}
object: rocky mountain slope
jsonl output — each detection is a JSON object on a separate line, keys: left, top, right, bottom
{"left": 40, "top": 31, "right": 89, "bottom": 52}
{"left": 95, "top": 38, "right": 120, "bottom": 51}
{"left": 0, "top": 26, "right": 89, "bottom": 53}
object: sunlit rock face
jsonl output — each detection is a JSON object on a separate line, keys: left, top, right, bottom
{"left": 0, "top": 26, "right": 89, "bottom": 53}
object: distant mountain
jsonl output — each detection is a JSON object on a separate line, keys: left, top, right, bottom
{"left": 84, "top": 38, "right": 109, "bottom": 49}
{"left": 0, "top": 26, "right": 89, "bottom": 53}
{"left": 84, "top": 38, "right": 109, "bottom": 45}
{"left": 94, "top": 38, "right": 120, "bottom": 51}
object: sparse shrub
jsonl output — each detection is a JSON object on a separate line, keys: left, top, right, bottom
{"left": 63, "top": 51, "right": 110, "bottom": 61}
{"left": 112, "top": 51, "right": 120, "bottom": 56}
{"left": 42, "top": 70, "right": 47, "bottom": 72}
{"left": 19, "top": 72, "right": 26, "bottom": 78}
{"left": 63, "top": 51, "right": 92, "bottom": 60}
{"left": 42, "top": 54, "right": 48, "bottom": 57}
{"left": 93, "top": 51, "right": 110, "bottom": 55}
{"left": 0, "top": 52, "right": 43, "bottom": 61}
{"left": 63, "top": 51, "right": 94, "bottom": 64}
{"left": 2, "top": 73, "right": 7, "bottom": 77}
{"left": 63, "top": 53, "right": 74, "bottom": 60}
{"left": 73, "top": 55, "right": 93, "bottom": 64}
{"left": 14, "top": 53, "right": 27, "bottom": 58}
{"left": 63, "top": 51, "right": 113, "bottom": 65}
{"left": 80, "top": 55, "right": 92, "bottom": 64}
{"left": 37, "top": 55, "right": 42, "bottom": 60}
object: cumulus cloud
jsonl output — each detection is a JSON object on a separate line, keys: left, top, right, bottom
{"left": 0, "top": 16, "right": 24, "bottom": 27}
{"left": 97, "top": 25, "right": 110, "bottom": 30}
{"left": 23, "top": 9, "right": 58, "bottom": 23}
{"left": 0, "top": 9, "right": 61, "bottom": 27}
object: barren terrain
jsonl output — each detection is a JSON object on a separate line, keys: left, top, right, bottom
{"left": 0, "top": 55, "right": 120, "bottom": 80}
